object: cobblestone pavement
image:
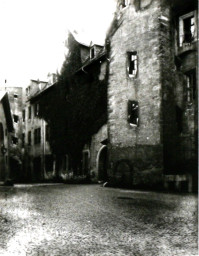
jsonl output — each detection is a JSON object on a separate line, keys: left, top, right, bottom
{"left": 0, "top": 184, "right": 197, "bottom": 256}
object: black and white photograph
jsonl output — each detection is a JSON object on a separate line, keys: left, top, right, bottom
{"left": 0, "top": 0, "right": 198, "bottom": 255}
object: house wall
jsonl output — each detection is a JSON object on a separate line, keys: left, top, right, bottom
{"left": 24, "top": 101, "right": 53, "bottom": 181}
{"left": 107, "top": 0, "right": 163, "bottom": 186}
{"left": 0, "top": 103, "right": 9, "bottom": 181}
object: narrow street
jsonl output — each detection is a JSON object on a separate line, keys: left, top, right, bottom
{"left": 0, "top": 184, "right": 197, "bottom": 256}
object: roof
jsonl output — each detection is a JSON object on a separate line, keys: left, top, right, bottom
{"left": 29, "top": 82, "right": 57, "bottom": 102}
{"left": 71, "top": 31, "right": 104, "bottom": 48}
{"left": 75, "top": 49, "right": 107, "bottom": 74}
{"left": 0, "top": 91, "right": 14, "bottom": 132}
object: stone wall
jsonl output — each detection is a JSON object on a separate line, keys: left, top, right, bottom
{"left": 107, "top": 0, "right": 163, "bottom": 185}
{"left": 90, "top": 124, "right": 108, "bottom": 181}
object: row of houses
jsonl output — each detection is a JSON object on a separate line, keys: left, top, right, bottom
{"left": 0, "top": 0, "right": 197, "bottom": 192}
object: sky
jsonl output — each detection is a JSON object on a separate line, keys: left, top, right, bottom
{"left": 0, "top": 0, "right": 116, "bottom": 87}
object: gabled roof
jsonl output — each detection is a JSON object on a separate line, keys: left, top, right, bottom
{"left": 0, "top": 91, "right": 14, "bottom": 132}
{"left": 74, "top": 49, "right": 107, "bottom": 74}
{"left": 29, "top": 82, "right": 58, "bottom": 103}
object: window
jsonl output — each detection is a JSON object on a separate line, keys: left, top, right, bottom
{"left": 184, "top": 70, "right": 196, "bottom": 102}
{"left": 13, "top": 114, "right": 19, "bottom": 123}
{"left": 28, "top": 106, "right": 31, "bottom": 119}
{"left": 46, "top": 125, "right": 50, "bottom": 142}
{"left": 34, "top": 128, "right": 41, "bottom": 144}
{"left": 22, "top": 110, "right": 25, "bottom": 122}
{"left": 90, "top": 47, "right": 95, "bottom": 59}
{"left": 34, "top": 104, "right": 39, "bottom": 116}
{"left": 22, "top": 133, "right": 25, "bottom": 148}
{"left": 0, "top": 123, "right": 4, "bottom": 142}
{"left": 127, "top": 52, "right": 138, "bottom": 78}
{"left": 28, "top": 131, "right": 31, "bottom": 146}
{"left": 26, "top": 86, "right": 30, "bottom": 96}
{"left": 127, "top": 100, "right": 139, "bottom": 127}
{"left": 120, "top": 0, "right": 128, "bottom": 8}
{"left": 12, "top": 136, "right": 18, "bottom": 145}
{"left": 14, "top": 93, "right": 18, "bottom": 99}
{"left": 179, "top": 11, "right": 197, "bottom": 46}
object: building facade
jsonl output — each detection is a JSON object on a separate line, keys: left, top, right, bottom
{"left": 23, "top": 77, "right": 66, "bottom": 182}
{"left": 0, "top": 92, "right": 14, "bottom": 183}
{"left": 19, "top": 0, "right": 197, "bottom": 191}
{"left": 103, "top": 0, "right": 197, "bottom": 191}
{"left": 75, "top": 0, "right": 197, "bottom": 192}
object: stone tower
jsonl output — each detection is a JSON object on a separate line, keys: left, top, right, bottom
{"left": 106, "top": 0, "right": 197, "bottom": 191}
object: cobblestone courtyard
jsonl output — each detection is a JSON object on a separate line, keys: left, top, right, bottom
{"left": 0, "top": 184, "right": 197, "bottom": 256}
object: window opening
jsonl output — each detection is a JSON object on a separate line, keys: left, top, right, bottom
{"left": 128, "top": 100, "right": 139, "bottom": 127}
{"left": 34, "top": 128, "right": 41, "bottom": 144}
{"left": 13, "top": 114, "right": 19, "bottom": 123}
{"left": 127, "top": 52, "right": 138, "bottom": 78}
{"left": 90, "top": 47, "right": 95, "bottom": 59}
{"left": 12, "top": 136, "right": 18, "bottom": 145}
{"left": 120, "top": 0, "right": 127, "bottom": 8}
{"left": 185, "top": 70, "right": 196, "bottom": 102}
{"left": 34, "top": 104, "right": 39, "bottom": 116}
{"left": 179, "top": 11, "right": 196, "bottom": 46}
{"left": 28, "top": 106, "right": 31, "bottom": 119}
{"left": 183, "top": 16, "right": 195, "bottom": 43}
{"left": 22, "top": 110, "right": 25, "bottom": 122}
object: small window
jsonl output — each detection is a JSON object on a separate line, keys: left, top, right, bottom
{"left": 34, "top": 104, "right": 39, "bottom": 116}
{"left": 127, "top": 52, "right": 138, "bottom": 78}
{"left": 13, "top": 114, "right": 19, "bottom": 123}
{"left": 22, "top": 110, "right": 25, "bottom": 122}
{"left": 120, "top": 0, "right": 128, "bottom": 8}
{"left": 127, "top": 100, "right": 139, "bottom": 127}
{"left": 184, "top": 70, "right": 196, "bottom": 102}
{"left": 14, "top": 93, "right": 18, "bottom": 99}
{"left": 34, "top": 128, "right": 41, "bottom": 144}
{"left": 28, "top": 106, "right": 31, "bottom": 119}
{"left": 28, "top": 131, "right": 31, "bottom": 146}
{"left": 179, "top": 11, "right": 197, "bottom": 46}
{"left": 12, "top": 136, "right": 18, "bottom": 145}
{"left": 26, "top": 86, "right": 30, "bottom": 96}
{"left": 90, "top": 47, "right": 95, "bottom": 59}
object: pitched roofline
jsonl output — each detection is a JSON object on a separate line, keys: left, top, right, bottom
{"left": 74, "top": 50, "right": 107, "bottom": 74}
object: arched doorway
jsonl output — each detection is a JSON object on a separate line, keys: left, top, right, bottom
{"left": 97, "top": 145, "right": 107, "bottom": 181}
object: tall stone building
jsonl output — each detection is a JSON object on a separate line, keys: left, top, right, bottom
{"left": 0, "top": 92, "right": 14, "bottom": 183}
{"left": 103, "top": 0, "right": 197, "bottom": 191}
{"left": 23, "top": 79, "right": 54, "bottom": 181}
{"left": 0, "top": 83, "right": 24, "bottom": 181}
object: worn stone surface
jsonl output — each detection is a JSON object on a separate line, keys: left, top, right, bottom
{"left": 0, "top": 184, "right": 198, "bottom": 256}
{"left": 107, "top": 0, "right": 163, "bottom": 180}
{"left": 106, "top": 0, "right": 197, "bottom": 188}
